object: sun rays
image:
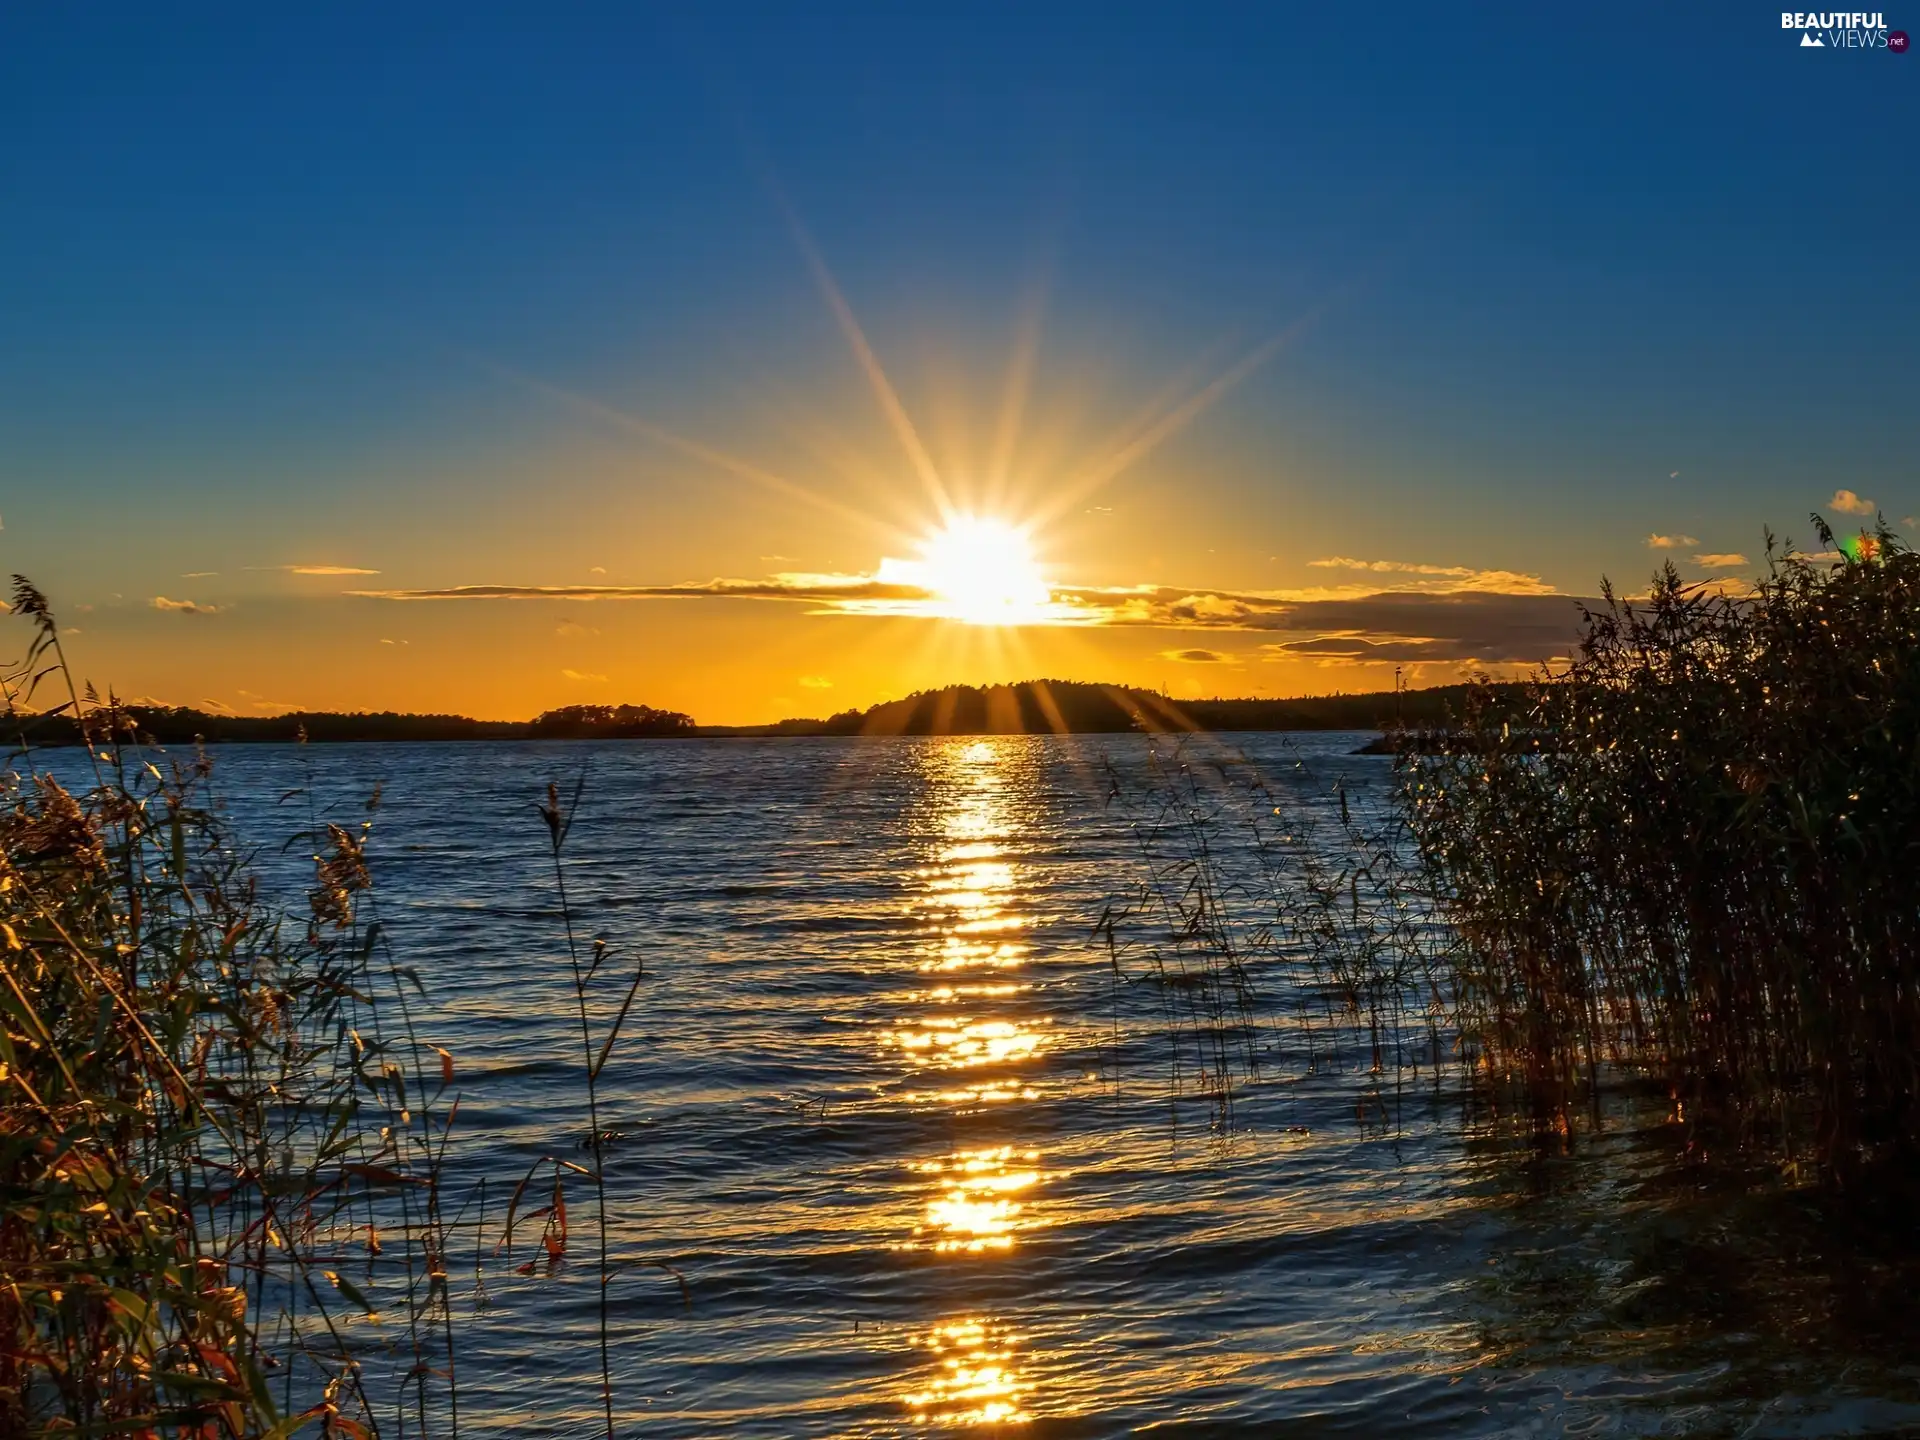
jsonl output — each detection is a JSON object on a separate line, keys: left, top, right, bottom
{"left": 472, "top": 193, "right": 1304, "bottom": 615}
{"left": 876, "top": 517, "right": 1053, "bottom": 626}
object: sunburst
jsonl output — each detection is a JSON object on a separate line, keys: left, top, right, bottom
{"left": 878, "top": 517, "right": 1052, "bottom": 626}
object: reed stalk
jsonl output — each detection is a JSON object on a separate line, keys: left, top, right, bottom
{"left": 1401, "top": 520, "right": 1920, "bottom": 1179}
{"left": 1, "top": 576, "right": 463, "bottom": 1438}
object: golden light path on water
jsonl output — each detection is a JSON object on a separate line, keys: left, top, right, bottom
{"left": 894, "top": 739, "right": 1048, "bottom": 1425}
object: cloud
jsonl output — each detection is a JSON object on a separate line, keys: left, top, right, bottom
{"left": 351, "top": 562, "right": 1588, "bottom": 664}
{"left": 182, "top": 570, "right": 219, "bottom": 578}
{"left": 1691, "top": 552, "right": 1749, "bottom": 569}
{"left": 1904, "top": 517, "right": 1917, "bottom": 530}
{"left": 1248, "top": 591, "right": 1592, "bottom": 664}
{"left": 1307, "top": 556, "right": 1557, "bottom": 594}
{"left": 554, "top": 620, "right": 600, "bottom": 638}
{"left": 798, "top": 675, "right": 834, "bottom": 689}
{"left": 561, "top": 668, "right": 607, "bottom": 682}
{"left": 1311, "top": 556, "right": 1475, "bottom": 576}
{"left": 1646, "top": 534, "right": 1699, "bottom": 549}
{"left": 1830, "top": 489, "right": 1876, "bottom": 516}
{"left": 150, "top": 596, "right": 220, "bottom": 615}
{"left": 1161, "top": 648, "right": 1235, "bottom": 663}
{"left": 354, "top": 573, "right": 935, "bottom": 606}
{"left": 237, "top": 689, "right": 298, "bottom": 711}
{"left": 249, "top": 564, "right": 382, "bottom": 576}
{"left": 589, "top": 566, "right": 606, "bottom": 574}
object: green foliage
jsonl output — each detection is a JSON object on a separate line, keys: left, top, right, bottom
{"left": 1403, "top": 520, "right": 1920, "bottom": 1178}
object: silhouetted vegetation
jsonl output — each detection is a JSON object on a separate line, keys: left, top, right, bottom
{"left": 13, "top": 704, "right": 696, "bottom": 747}
{"left": 13, "top": 706, "right": 527, "bottom": 746}
{"left": 788, "top": 679, "right": 1510, "bottom": 737}
{"left": 526, "top": 703, "right": 696, "bottom": 738}
{"left": 1404, "top": 521, "right": 1920, "bottom": 1181}
{"left": 15, "top": 683, "right": 1508, "bottom": 746}
{"left": 1095, "top": 735, "right": 1452, "bottom": 1132}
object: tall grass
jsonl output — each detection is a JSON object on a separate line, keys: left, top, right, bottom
{"left": 1402, "top": 521, "right": 1920, "bottom": 1179}
{"left": 1, "top": 578, "right": 463, "bottom": 1437}
{"left": 1095, "top": 736, "right": 1453, "bottom": 1132}
{"left": 531, "top": 778, "right": 656, "bottom": 1440}
{"left": 0, "top": 577, "right": 675, "bottom": 1438}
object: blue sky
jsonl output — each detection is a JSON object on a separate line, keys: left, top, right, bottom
{"left": 1, "top": 3, "right": 1914, "bottom": 719}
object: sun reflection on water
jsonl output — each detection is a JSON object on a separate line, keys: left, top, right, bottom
{"left": 903, "top": 1318, "right": 1030, "bottom": 1427}
{"left": 889, "top": 1015, "right": 1050, "bottom": 1068}
{"left": 892, "top": 739, "right": 1051, "bottom": 1425}
{"left": 914, "top": 1147, "right": 1044, "bottom": 1253}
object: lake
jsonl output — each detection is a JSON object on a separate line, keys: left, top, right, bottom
{"left": 82, "top": 732, "right": 1920, "bottom": 1437}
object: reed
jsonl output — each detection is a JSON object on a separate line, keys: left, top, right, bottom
{"left": 1401, "top": 520, "right": 1920, "bottom": 1179}
{"left": 534, "top": 777, "right": 650, "bottom": 1440}
{"left": 1096, "top": 735, "right": 1453, "bottom": 1132}
{"left": 1, "top": 575, "right": 682, "bottom": 1438}
{"left": 0, "top": 578, "right": 463, "bottom": 1437}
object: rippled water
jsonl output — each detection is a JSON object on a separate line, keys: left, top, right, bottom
{"left": 102, "top": 734, "right": 1920, "bottom": 1437}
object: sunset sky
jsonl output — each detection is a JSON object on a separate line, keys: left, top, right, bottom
{"left": 3, "top": 5, "right": 1914, "bottom": 723}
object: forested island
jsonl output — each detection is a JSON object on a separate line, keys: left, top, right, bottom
{"left": 11, "top": 681, "right": 1509, "bottom": 745}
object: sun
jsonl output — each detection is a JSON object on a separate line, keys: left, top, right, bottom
{"left": 880, "top": 517, "right": 1052, "bottom": 625}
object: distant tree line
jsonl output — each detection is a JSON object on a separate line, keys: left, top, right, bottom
{"left": 765, "top": 679, "right": 1505, "bottom": 737}
{"left": 524, "top": 704, "right": 697, "bottom": 738}
{"left": 8, "top": 681, "right": 1500, "bottom": 747}
{"left": 10, "top": 702, "right": 696, "bottom": 747}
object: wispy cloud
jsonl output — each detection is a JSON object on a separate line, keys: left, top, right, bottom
{"left": 1646, "top": 533, "right": 1699, "bottom": 549}
{"left": 352, "top": 564, "right": 1591, "bottom": 665}
{"left": 182, "top": 570, "right": 219, "bottom": 578}
{"left": 561, "top": 668, "right": 607, "bottom": 682}
{"left": 150, "top": 596, "right": 221, "bottom": 615}
{"left": 1312, "top": 556, "right": 1477, "bottom": 576}
{"left": 249, "top": 564, "right": 382, "bottom": 576}
{"left": 1691, "top": 552, "right": 1749, "bottom": 569}
{"left": 354, "top": 573, "right": 936, "bottom": 606}
{"left": 798, "top": 674, "right": 834, "bottom": 689}
{"left": 1830, "top": 489, "right": 1876, "bottom": 516}
{"left": 1306, "top": 556, "right": 1556, "bottom": 595}
{"left": 1161, "top": 648, "right": 1235, "bottom": 663}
